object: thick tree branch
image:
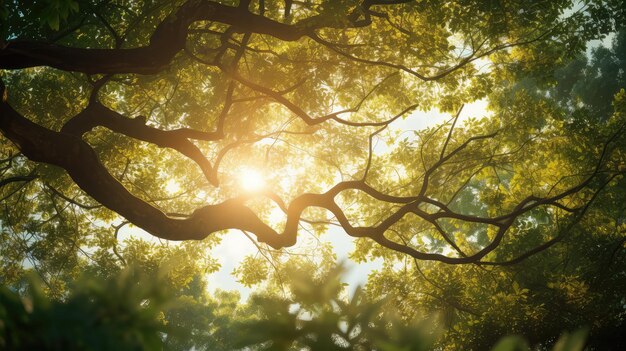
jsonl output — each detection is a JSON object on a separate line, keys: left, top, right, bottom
{"left": 0, "top": 0, "right": 621, "bottom": 267}
{"left": 1, "top": 80, "right": 618, "bottom": 261}
{"left": 0, "top": 173, "right": 37, "bottom": 188}
{"left": 0, "top": 81, "right": 282, "bottom": 244}
{"left": 62, "top": 102, "right": 220, "bottom": 185}
{"left": 0, "top": 0, "right": 373, "bottom": 74}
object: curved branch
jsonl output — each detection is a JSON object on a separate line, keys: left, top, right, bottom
{"left": 478, "top": 174, "right": 619, "bottom": 266}
{"left": 0, "top": 84, "right": 282, "bottom": 244}
{"left": 230, "top": 70, "right": 418, "bottom": 127}
{"left": 0, "top": 88, "right": 616, "bottom": 261}
{"left": 0, "top": 173, "right": 37, "bottom": 188}
{"left": 62, "top": 102, "right": 220, "bottom": 185}
{"left": 46, "top": 184, "right": 102, "bottom": 210}
{"left": 0, "top": 0, "right": 375, "bottom": 74}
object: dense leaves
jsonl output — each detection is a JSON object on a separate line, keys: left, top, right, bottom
{"left": 360, "top": 33, "right": 626, "bottom": 351}
{"left": 1, "top": 0, "right": 625, "bottom": 350}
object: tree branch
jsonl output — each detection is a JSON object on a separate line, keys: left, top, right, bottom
{"left": 62, "top": 102, "right": 220, "bottom": 185}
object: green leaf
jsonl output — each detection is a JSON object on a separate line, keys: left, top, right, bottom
{"left": 552, "top": 328, "right": 588, "bottom": 351}
{"left": 491, "top": 336, "right": 531, "bottom": 351}
{"left": 47, "top": 13, "right": 60, "bottom": 31}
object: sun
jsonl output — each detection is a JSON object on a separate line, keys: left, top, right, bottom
{"left": 239, "top": 168, "right": 266, "bottom": 192}
{"left": 164, "top": 179, "right": 181, "bottom": 195}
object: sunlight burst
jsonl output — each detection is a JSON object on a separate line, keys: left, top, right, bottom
{"left": 239, "top": 168, "right": 266, "bottom": 192}
{"left": 164, "top": 179, "right": 181, "bottom": 195}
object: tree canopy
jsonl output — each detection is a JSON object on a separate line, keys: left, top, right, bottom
{"left": 1, "top": 0, "right": 625, "bottom": 350}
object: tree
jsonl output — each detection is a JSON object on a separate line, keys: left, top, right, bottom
{"left": 1, "top": 0, "right": 623, "bottom": 272}
{"left": 360, "top": 31, "right": 626, "bottom": 350}
{"left": 0, "top": 1, "right": 625, "bottom": 349}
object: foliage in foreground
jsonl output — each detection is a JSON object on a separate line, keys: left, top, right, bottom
{"left": 0, "top": 269, "right": 166, "bottom": 350}
{"left": 0, "top": 266, "right": 593, "bottom": 351}
{"left": 0, "top": 2, "right": 625, "bottom": 351}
